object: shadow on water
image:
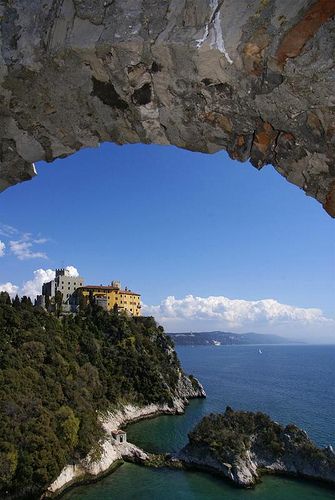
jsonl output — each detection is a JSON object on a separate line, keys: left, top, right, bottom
{"left": 62, "top": 463, "right": 335, "bottom": 500}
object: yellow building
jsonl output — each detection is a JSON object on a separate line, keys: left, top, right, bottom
{"left": 77, "top": 281, "right": 141, "bottom": 316}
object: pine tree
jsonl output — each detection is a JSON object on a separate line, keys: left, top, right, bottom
{"left": 12, "top": 295, "right": 21, "bottom": 308}
{"left": 0, "top": 292, "right": 11, "bottom": 305}
{"left": 55, "top": 291, "right": 63, "bottom": 316}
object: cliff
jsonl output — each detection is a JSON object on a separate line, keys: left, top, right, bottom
{"left": 1, "top": 1, "right": 335, "bottom": 215}
{"left": 46, "top": 373, "right": 205, "bottom": 498}
{"left": 0, "top": 294, "right": 204, "bottom": 499}
{"left": 179, "top": 407, "right": 335, "bottom": 488}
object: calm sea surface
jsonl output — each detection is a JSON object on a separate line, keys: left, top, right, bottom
{"left": 64, "top": 345, "right": 335, "bottom": 499}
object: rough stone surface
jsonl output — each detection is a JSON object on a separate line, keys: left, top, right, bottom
{"left": 0, "top": 0, "right": 335, "bottom": 215}
{"left": 45, "top": 373, "right": 205, "bottom": 497}
{"left": 179, "top": 409, "right": 335, "bottom": 488}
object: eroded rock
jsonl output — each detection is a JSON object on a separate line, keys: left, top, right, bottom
{"left": 179, "top": 408, "right": 335, "bottom": 488}
{"left": 0, "top": 0, "right": 334, "bottom": 215}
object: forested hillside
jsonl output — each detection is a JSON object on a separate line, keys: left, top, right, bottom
{"left": 0, "top": 292, "right": 183, "bottom": 499}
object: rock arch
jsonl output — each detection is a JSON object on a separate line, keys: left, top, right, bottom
{"left": 0, "top": 0, "right": 334, "bottom": 216}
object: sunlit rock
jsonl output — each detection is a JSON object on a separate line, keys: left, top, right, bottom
{"left": 0, "top": 0, "right": 334, "bottom": 215}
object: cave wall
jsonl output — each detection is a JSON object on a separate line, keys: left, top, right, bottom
{"left": 0, "top": 0, "right": 334, "bottom": 215}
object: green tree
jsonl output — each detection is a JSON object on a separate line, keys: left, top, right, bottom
{"left": 12, "top": 295, "right": 21, "bottom": 308}
{"left": 0, "top": 443, "right": 18, "bottom": 488}
{"left": 0, "top": 298, "right": 186, "bottom": 498}
{"left": 0, "top": 292, "right": 11, "bottom": 305}
{"left": 88, "top": 290, "right": 95, "bottom": 306}
{"left": 45, "top": 294, "right": 50, "bottom": 310}
{"left": 55, "top": 291, "right": 63, "bottom": 316}
{"left": 56, "top": 406, "right": 80, "bottom": 448}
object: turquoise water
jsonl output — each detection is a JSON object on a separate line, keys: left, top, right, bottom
{"left": 63, "top": 464, "right": 335, "bottom": 500}
{"left": 64, "top": 345, "right": 335, "bottom": 499}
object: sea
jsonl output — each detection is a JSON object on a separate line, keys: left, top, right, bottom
{"left": 63, "top": 344, "right": 335, "bottom": 500}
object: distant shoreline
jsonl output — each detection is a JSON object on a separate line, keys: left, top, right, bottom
{"left": 176, "top": 343, "right": 307, "bottom": 347}
{"left": 168, "top": 330, "right": 305, "bottom": 346}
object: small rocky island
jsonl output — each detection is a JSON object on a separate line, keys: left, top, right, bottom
{"left": 179, "top": 407, "right": 335, "bottom": 488}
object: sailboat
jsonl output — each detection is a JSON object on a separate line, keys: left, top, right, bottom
{"left": 258, "top": 349, "right": 263, "bottom": 354}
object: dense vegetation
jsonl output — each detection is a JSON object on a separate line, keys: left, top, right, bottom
{"left": 0, "top": 292, "right": 182, "bottom": 499}
{"left": 189, "top": 407, "right": 334, "bottom": 464}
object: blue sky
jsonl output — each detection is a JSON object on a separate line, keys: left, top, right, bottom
{"left": 0, "top": 144, "right": 334, "bottom": 341}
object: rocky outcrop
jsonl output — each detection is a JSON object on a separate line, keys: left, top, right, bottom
{"left": 179, "top": 407, "right": 335, "bottom": 488}
{"left": 1, "top": 1, "right": 335, "bottom": 215}
{"left": 44, "top": 439, "right": 148, "bottom": 498}
{"left": 45, "top": 373, "right": 205, "bottom": 497}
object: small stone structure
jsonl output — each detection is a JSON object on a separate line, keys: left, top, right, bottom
{"left": 111, "top": 430, "right": 127, "bottom": 444}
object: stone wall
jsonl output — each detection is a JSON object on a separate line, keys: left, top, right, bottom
{"left": 0, "top": 0, "right": 334, "bottom": 215}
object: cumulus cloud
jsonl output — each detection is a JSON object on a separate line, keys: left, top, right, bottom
{"left": 0, "top": 265, "right": 80, "bottom": 299}
{"left": 20, "top": 266, "right": 80, "bottom": 297}
{"left": 142, "top": 294, "right": 334, "bottom": 338}
{"left": 0, "top": 240, "right": 5, "bottom": 257}
{"left": 0, "top": 282, "right": 19, "bottom": 297}
{"left": 21, "top": 269, "right": 56, "bottom": 298}
{"left": 65, "top": 266, "right": 79, "bottom": 277}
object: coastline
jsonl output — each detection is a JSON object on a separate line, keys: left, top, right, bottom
{"left": 177, "top": 455, "right": 335, "bottom": 491}
{"left": 43, "top": 374, "right": 206, "bottom": 498}
{"left": 177, "top": 409, "right": 335, "bottom": 490}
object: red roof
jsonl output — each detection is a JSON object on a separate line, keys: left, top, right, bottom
{"left": 78, "top": 285, "right": 140, "bottom": 296}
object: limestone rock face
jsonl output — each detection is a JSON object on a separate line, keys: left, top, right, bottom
{"left": 179, "top": 409, "right": 335, "bottom": 488}
{"left": 0, "top": 0, "right": 334, "bottom": 215}
{"left": 46, "top": 380, "right": 206, "bottom": 497}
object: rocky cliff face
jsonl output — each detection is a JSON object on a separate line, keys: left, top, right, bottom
{"left": 46, "top": 375, "right": 205, "bottom": 498}
{"left": 179, "top": 408, "right": 335, "bottom": 488}
{"left": 0, "top": 1, "right": 334, "bottom": 215}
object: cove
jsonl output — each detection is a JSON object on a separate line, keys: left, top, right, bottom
{"left": 63, "top": 345, "right": 335, "bottom": 499}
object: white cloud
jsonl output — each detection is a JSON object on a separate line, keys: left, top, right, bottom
{"left": 142, "top": 294, "right": 334, "bottom": 340}
{"left": 21, "top": 268, "right": 55, "bottom": 298}
{"left": 0, "top": 282, "right": 19, "bottom": 297}
{"left": 0, "top": 223, "right": 48, "bottom": 260}
{"left": 34, "top": 238, "right": 48, "bottom": 244}
{"left": 1, "top": 266, "right": 81, "bottom": 299}
{"left": 9, "top": 239, "right": 47, "bottom": 260}
{"left": 0, "top": 223, "right": 18, "bottom": 238}
{"left": 0, "top": 241, "right": 5, "bottom": 257}
{"left": 65, "top": 266, "right": 79, "bottom": 277}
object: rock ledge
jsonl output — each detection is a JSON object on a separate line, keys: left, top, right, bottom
{"left": 178, "top": 407, "right": 335, "bottom": 488}
{"left": 1, "top": 1, "right": 335, "bottom": 216}
{"left": 44, "top": 373, "right": 205, "bottom": 497}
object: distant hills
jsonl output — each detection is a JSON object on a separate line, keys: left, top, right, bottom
{"left": 168, "top": 331, "right": 303, "bottom": 346}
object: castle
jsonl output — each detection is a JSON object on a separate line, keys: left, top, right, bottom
{"left": 37, "top": 269, "right": 141, "bottom": 316}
